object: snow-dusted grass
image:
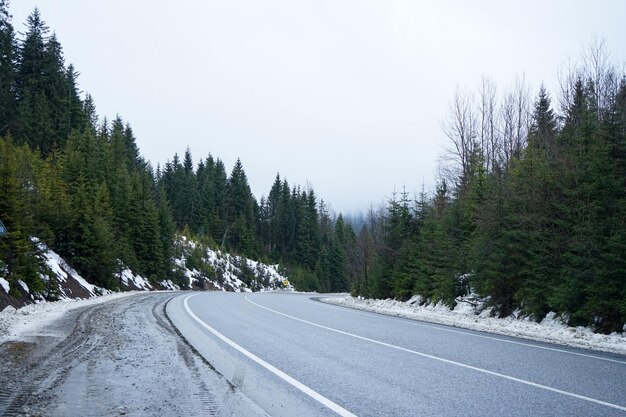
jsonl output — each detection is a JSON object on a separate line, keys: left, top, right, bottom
{"left": 322, "top": 295, "right": 626, "bottom": 355}
{"left": 0, "top": 291, "right": 141, "bottom": 343}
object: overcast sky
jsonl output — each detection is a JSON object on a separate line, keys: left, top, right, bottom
{"left": 9, "top": 0, "right": 626, "bottom": 214}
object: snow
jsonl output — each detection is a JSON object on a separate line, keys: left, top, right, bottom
{"left": 159, "top": 280, "right": 178, "bottom": 291}
{"left": 322, "top": 295, "right": 626, "bottom": 355}
{"left": 1, "top": 234, "right": 289, "bottom": 340}
{"left": 17, "top": 280, "right": 29, "bottom": 294}
{"left": 119, "top": 268, "right": 154, "bottom": 290}
{"left": 0, "top": 277, "right": 9, "bottom": 294}
{"left": 33, "top": 238, "right": 172, "bottom": 296}
{"left": 42, "top": 248, "right": 70, "bottom": 283}
{"left": 173, "top": 236, "right": 288, "bottom": 292}
{"left": 0, "top": 292, "right": 139, "bottom": 343}
{"left": 36, "top": 238, "right": 110, "bottom": 298}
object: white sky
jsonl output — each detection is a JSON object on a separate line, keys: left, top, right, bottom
{"left": 9, "top": 0, "right": 626, "bottom": 214}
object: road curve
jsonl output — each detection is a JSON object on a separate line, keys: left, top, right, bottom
{"left": 167, "top": 291, "right": 626, "bottom": 417}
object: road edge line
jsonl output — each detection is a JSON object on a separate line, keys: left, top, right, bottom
{"left": 314, "top": 297, "right": 626, "bottom": 365}
{"left": 246, "top": 296, "right": 626, "bottom": 413}
{"left": 183, "top": 294, "right": 357, "bottom": 417}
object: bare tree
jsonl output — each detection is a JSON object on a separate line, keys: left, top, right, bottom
{"left": 558, "top": 57, "right": 578, "bottom": 117}
{"left": 478, "top": 76, "right": 499, "bottom": 172}
{"left": 558, "top": 38, "right": 620, "bottom": 119}
{"left": 441, "top": 76, "right": 530, "bottom": 179}
{"left": 582, "top": 38, "right": 619, "bottom": 116}
{"left": 501, "top": 91, "right": 516, "bottom": 167}
{"left": 441, "top": 86, "right": 477, "bottom": 187}
{"left": 500, "top": 74, "right": 530, "bottom": 167}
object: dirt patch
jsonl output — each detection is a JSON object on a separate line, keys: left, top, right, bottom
{"left": 0, "top": 289, "right": 30, "bottom": 311}
{"left": 58, "top": 275, "right": 94, "bottom": 299}
{"left": 2, "top": 341, "right": 36, "bottom": 362}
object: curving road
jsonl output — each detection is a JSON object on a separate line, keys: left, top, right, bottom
{"left": 167, "top": 292, "right": 626, "bottom": 417}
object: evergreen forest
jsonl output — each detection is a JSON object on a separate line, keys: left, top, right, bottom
{"left": 0, "top": 5, "right": 624, "bottom": 333}
{"left": 347, "top": 58, "right": 626, "bottom": 333}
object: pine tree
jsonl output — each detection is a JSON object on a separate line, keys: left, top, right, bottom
{"left": 62, "top": 64, "right": 87, "bottom": 135}
{"left": 210, "top": 158, "right": 229, "bottom": 240}
{"left": 82, "top": 93, "right": 98, "bottom": 133}
{"left": 264, "top": 173, "right": 283, "bottom": 256}
{"left": 351, "top": 225, "right": 373, "bottom": 296}
{"left": 123, "top": 122, "right": 140, "bottom": 168}
{"left": 412, "top": 182, "right": 456, "bottom": 305}
{"left": 42, "top": 33, "right": 68, "bottom": 150}
{"left": 0, "top": 137, "right": 43, "bottom": 295}
{"left": 180, "top": 147, "right": 200, "bottom": 231}
{"left": 328, "top": 214, "right": 348, "bottom": 292}
{"left": 315, "top": 199, "right": 333, "bottom": 292}
{"left": 548, "top": 79, "right": 598, "bottom": 324}
{"left": 0, "top": 0, "right": 16, "bottom": 136}
{"left": 294, "top": 190, "right": 320, "bottom": 269}
{"left": 528, "top": 85, "right": 558, "bottom": 153}
{"left": 34, "top": 149, "right": 72, "bottom": 258}
{"left": 549, "top": 77, "right": 626, "bottom": 331}
{"left": 128, "top": 169, "right": 163, "bottom": 280}
{"left": 69, "top": 177, "right": 117, "bottom": 289}
{"left": 156, "top": 184, "right": 176, "bottom": 281}
{"left": 224, "top": 159, "right": 257, "bottom": 256}
{"left": 15, "top": 8, "right": 54, "bottom": 152}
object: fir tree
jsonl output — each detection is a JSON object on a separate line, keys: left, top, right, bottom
{"left": 528, "top": 85, "right": 558, "bottom": 153}
{"left": 0, "top": 137, "right": 43, "bottom": 295}
{"left": 0, "top": 0, "right": 16, "bottom": 136}
{"left": 224, "top": 159, "right": 257, "bottom": 256}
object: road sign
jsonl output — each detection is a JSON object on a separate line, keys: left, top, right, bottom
{"left": 0, "top": 219, "right": 7, "bottom": 237}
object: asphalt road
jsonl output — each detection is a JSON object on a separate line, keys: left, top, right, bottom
{"left": 168, "top": 292, "right": 626, "bottom": 417}
{"left": 0, "top": 292, "right": 265, "bottom": 417}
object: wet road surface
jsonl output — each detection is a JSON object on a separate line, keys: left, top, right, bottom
{"left": 0, "top": 292, "right": 264, "bottom": 417}
{"left": 169, "top": 292, "right": 626, "bottom": 417}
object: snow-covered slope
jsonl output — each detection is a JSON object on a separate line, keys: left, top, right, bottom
{"left": 0, "top": 239, "right": 168, "bottom": 305}
{"left": 1, "top": 235, "right": 289, "bottom": 311}
{"left": 172, "top": 236, "right": 288, "bottom": 292}
{"left": 38, "top": 241, "right": 113, "bottom": 299}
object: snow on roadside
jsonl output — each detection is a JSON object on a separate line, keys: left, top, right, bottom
{"left": 0, "top": 292, "right": 140, "bottom": 343}
{"left": 0, "top": 235, "right": 288, "bottom": 344}
{"left": 322, "top": 296, "right": 626, "bottom": 355}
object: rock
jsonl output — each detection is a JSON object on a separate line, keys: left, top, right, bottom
{"left": 2, "top": 305, "right": 17, "bottom": 314}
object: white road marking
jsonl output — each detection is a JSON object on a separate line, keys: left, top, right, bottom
{"left": 183, "top": 295, "right": 357, "bottom": 417}
{"left": 315, "top": 298, "right": 626, "bottom": 365}
{"left": 246, "top": 295, "right": 626, "bottom": 413}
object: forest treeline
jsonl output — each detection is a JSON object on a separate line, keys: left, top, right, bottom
{"left": 1, "top": 5, "right": 624, "bottom": 332}
{"left": 0, "top": 6, "right": 352, "bottom": 297}
{"left": 0, "top": 6, "right": 176, "bottom": 292}
{"left": 348, "top": 46, "right": 626, "bottom": 333}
